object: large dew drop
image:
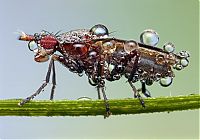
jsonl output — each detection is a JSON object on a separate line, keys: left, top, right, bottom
{"left": 140, "top": 29, "right": 159, "bottom": 47}
{"left": 90, "top": 24, "right": 109, "bottom": 37}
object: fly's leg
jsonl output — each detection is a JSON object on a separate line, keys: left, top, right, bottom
{"left": 97, "top": 86, "right": 101, "bottom": 99}
{"left": 50, "top": 60, "right": 56, "bottom": 100}
{"left": 126, "top": 50, "right": 146, "bottom": 107}
{"left": 97, "top": 81, "right": 111, "bottom": 118}
{"left": 101, "top": 85, "right": 111, "bottom": 118}
{"left": 52, "top": 54, "right": 84, "bottom": 74}
{"left": 88, "top": 76, "right": 100, "bottom": 99}
{"left": 128, "top": 81, "right": 145, "bottom": 108}
{"left": 18, "top": 58, "right": 55, "bottom": 106}
{"left": 96, "top": 60, "right": 111, "bottom": 118}
{"left": 127, "top": 50, "right": 140, "bottom": 81}
{"left": 139, "top": 80, "right": 151, "bottom": 97}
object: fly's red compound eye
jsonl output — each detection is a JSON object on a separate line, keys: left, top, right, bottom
{"left": 40, "top": 35, "right": 58, "bottom": 49}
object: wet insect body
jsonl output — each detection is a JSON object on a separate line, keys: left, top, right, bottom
{"left": 18, "top": 24, "right": 190, "bottom": 117}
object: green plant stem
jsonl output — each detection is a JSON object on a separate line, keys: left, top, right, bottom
{"left": 0, "top": 94, "right": 199, "bottom": 116}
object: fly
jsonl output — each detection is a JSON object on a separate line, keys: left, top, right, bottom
{"left": 18, "top": 24, "right": 190, "bottom": 118}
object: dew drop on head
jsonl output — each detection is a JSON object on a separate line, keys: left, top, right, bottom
{"left": 90, "top": 24, "right": 109, "bottom": 37}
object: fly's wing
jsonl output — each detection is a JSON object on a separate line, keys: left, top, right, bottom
{"left": 91, "top": 37, "right": 189, "bottom": 86}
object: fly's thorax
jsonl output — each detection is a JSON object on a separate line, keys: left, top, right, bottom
{"left": 57, "top": 29, "right": 91, "bottom": 44}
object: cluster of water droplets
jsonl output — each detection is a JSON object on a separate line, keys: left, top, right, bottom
{"left": 139, "top": 29, "right": 176, "bottom": 87}
{"left": 173, "top": 51, "right": 190, "bottom": 70}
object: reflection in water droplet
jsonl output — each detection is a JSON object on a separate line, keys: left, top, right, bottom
{"left": 124, "top": 40, "right": 138, "bottom": 53}
{"left": 160, "top": 77, "right": 173, "bottom": 87}
{"left": 102, "top": 41, "right": 116, "bottom": 54}
{"left": 175, "top": 64, "right": 183, "bottom": 70}
{"left": 90, "top": 24, "right": 109, "bottom": 37}
{"left": 140, "top": 29, "right": 159, "bottom": 46}
{"left": 180, "top": 58, "right": 189, "bottom": 67}
{"left": 163, "top": 42, "right": 175, "bottom": 53}
{"left": 28, "top": 41, "right": 38, "bottom": 51}
{"left": 89, "top": 51, "right": 97, "bottom": 58}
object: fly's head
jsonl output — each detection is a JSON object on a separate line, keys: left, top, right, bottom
{"left": 136, "top": 29, "right": 190, "bottom": 87}
{"left": 18, "top": 31, "right": 58, "bottom": 62}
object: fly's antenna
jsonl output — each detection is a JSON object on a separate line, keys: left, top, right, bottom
{"left": 14, "top": 30, "right": 27, "bottom": 40}
{"left": 41, "top": 30, "right": 53, "bottom": 35}
{"left": 108, "top": 30, "right": 117, "bottom": 36}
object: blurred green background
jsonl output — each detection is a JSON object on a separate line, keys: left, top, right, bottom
{"left": 0, "top": 0, "right": 199, "bottom": 139}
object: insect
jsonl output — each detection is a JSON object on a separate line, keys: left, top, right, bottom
{"left": 18, "top": 24, "right": 190, "bottom": 117}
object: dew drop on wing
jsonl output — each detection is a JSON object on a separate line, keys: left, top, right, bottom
{"left": 124, "top": 40, "right": 138, "bottom": 53}
{"left": 140, "top": 29, "right": 159, "bottom": 47}
{"left": 180, "top": 58, "right": 189, "bottom": 67}
{"left": 163, "top": 42, "right": 175, "bottom": 53}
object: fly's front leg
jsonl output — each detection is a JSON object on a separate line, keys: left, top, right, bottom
{"left": 50, "top": 60, "right": 56, "bottom": 100}
{"left": 52, "top": 54, "right": 84, "bottom": 74}
{"left": 95, "top": 60, "right": 111, "bottom": 118}
{"left": 18, "top": 57, "right": 55, "bottom": 106}
{"left": 97, "top": 80, "right": 111, "bottom": 118}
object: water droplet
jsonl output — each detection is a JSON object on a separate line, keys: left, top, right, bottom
{"left": 108, "top": 64, "right": 115, "bottom": 72}
{"left": 180, "top": 58, "right": 189, "bottom": 67}
{"left": 175, "top": 64, "right": 183, "bottom": 70}
{"left": 89, "top": 51, "right": 97, "bottom": 57}
{"left": 90, "top": 24, "right": 109, "bottom": 37}
{"left": 178, "top": 51, "right": 190, "bottom": 58}
{"left": 160, "top": 77, "right": 173, "bottom": 87}
{"left": 124, "top": 40, "right": 138, "bottom": 53}
{"left": 163, "top": 42, "right": 175, "bottom": 53}
{"left": 140, "top": 29, "right": 159, "bottom": 46}
{"left": 102, "top": 41, "right": 116, "bottom": 54}
{"left": 28, "top": 41, "right": 38, "bottom": 51}
{"left": 156, "top": 54, "right": 165, "bottom": 64}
